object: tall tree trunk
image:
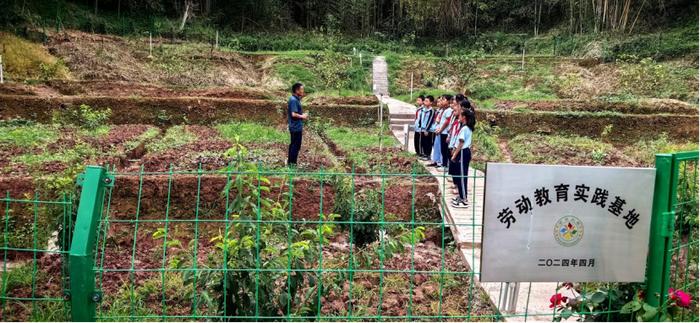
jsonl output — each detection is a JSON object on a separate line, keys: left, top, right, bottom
{"left": 94, "top": 0, "right": 98, "bottom": 15}
{"left": 178, "top": 0, "right": 191, "bottom": 32}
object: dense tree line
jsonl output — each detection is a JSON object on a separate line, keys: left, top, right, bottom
{"left": 7, "top": 0, "right": 698, "bottom": 37}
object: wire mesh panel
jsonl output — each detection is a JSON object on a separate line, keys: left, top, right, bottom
{"left": 668, "top": 153, "right": 699, "bottom": 321}
{"left": 79, "top": 162, "right": 659, "bottom": 321}
{"left": 87, "top": 161, "right": 506, "bottom": 321}
{"left": 0, "top": 192, "right": 73, "bottom": 321}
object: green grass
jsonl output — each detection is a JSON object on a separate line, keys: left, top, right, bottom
{"left": 509, "top": 134, "right": 619, "bottom": 166}
{"left": 471, "top": 122, "right": 504, "bottom": 170}
{"left": 12, "top": 143, "right": 97, "bottom": 169}
{"left": 0, "top": 124, "right": 58, "bottom": 148}
{"left": 217, "top": 122, "right": 287, "bottom": 144}
{"left": 325, "top": 126, "right": 397, "bottom": 150}
{"left": 146, "top": 126, "right": 197, "bottom": 154}
{"left": 393, "top": 88, "right": 448, "bottom": 105}
{"left": 0, "top": 32, "right": 70, "bottom": 80}
{"left": 78, "top": 125, "right": 111, "bottom": 139}
{"left": 623, "top": 135, "right": 698, "bottom": 166}
{"left": 123, "top": 127, "right": 161, "bottom": 152}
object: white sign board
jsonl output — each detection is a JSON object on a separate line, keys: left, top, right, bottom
{"left": 480, "top": 163, "right": 656, "bottom": 282}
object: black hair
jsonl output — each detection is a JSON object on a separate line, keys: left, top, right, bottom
{"left": 425, "top": 95, "right": 435, "bottom": 103}
{"left": 291, "top": 82, "right": 304, "bottom": 94}
{"left": 455, "top": 93, "right": 465, "bottom": 103}
{"left": 418, "top": 95, "right": 425, "bottom": 100}
{"left": 460, "top": 100, "right": 476, "bottom": 131}
{"left": 443, "top": 94, "right": 453, "bottom": 101}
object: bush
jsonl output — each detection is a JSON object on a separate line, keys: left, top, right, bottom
{"left": 51, "top": 104, "right": 111, "bottom": 130}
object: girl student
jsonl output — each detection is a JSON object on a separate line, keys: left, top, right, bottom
{"left": 449, "top": 100, "right": 475, "bottom": 208}
{"left": 413, "top": 95, "right": 425, "bottom": 156}
{"left": 446, "top": 96, "right": 463, "bottom": 195}
{"left": 432, "top": 94, "right": 454, "bottom": 171}
{"left": 427, "top": 95, "right": 446, "bottom": 167}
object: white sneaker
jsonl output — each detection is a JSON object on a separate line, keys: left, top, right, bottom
{"left": 452, "top": 199, "right": 469, "bottom": 208}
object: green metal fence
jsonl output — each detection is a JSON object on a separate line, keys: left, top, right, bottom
{"left": 645, "top": 151, "right": 699, "bottom": 321}
{"left": 1, "top": 151, "right": 698, "bottom": 321}
{"left": 0, "top": 191, "right": 73, "bottom": 321}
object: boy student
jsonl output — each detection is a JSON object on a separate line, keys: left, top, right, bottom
{"left": 449, "top": 101, "right": 475, "bottom": 208}
{"left": 287, "top": 82, "right": 308, "bottom": 166}
{"left": 419, "top": 96, "right": 436, "bottom": 160}
{"left": 433, "top": 94, "right": 454, "bottom": 171}
{"left": 427, "top": 96, "right": 445, "bottom": 167}
{"left": 413, "top": 95, "right": 425, "bottom": 156}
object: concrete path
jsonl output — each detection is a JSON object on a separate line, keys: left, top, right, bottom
{"left": 372, "top": 56, "right": 389, "bottom": 97}
{"left": 374, "top": 56, "right": 561, "bottom": 321}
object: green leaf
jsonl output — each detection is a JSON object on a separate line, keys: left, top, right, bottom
{"left": 561, "top": 309, "right": 573, "bottom": 319}
{"left": 621, "top": 300, "right": 642, "bottom": 314}
{"left": 640, "top": 303, "right": 658, "bottom": 321}
{"left": 591, "top": 291, "right": 607, "bottom": 304}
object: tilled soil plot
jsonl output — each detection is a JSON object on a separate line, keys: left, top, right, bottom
{"left": 0, "top": 124, "right": 159, "bottom": 177}
{"left": 80, "top": 222, "right": 495, "bottom": 321}
{"left": 122, "top": 125, "right": 336, "bottom": 173}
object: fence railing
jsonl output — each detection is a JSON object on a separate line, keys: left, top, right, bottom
{"left": 645, "top": 151, "right": 699, "bottom": 321}
{"left": 0, "top": 191, "right": 73, "bottom": 321}
{"left": 1, "top": 152, "right": 698, "bottom": 321}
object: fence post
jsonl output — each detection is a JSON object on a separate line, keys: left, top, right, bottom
{"left": 70, "top": 166, "right": 113, "bottom": 321}
{"left": 645, "top": 154, "right": 675, "bottom": 314}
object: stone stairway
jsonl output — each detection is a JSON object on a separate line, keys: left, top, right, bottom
{"left": 389, "top": 111, "right": 415, "bottom": 131}
{"left": 372, "top": 56, "right": 389, "bottom": 97}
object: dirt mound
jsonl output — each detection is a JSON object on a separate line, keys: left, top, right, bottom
{"left": 307, "top": 96, "right": 378, "bottom": 106}
{"left": 47, "top": 30, "right": 262, "bottom": 88}
{"left": 42, "top": 80, "right": 278, "bottom": 99}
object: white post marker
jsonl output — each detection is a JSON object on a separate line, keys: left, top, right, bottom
{"left": 480, "top": 163, "right": 655, "bottom": 283}
{"left": 403, "top": 124, "right": 409, "bottom": 151}
{"left": 378, "top": 98, "right": 383, "bottom": 151}
{"left": 0, "top": 55, "right": 4, "bottom": 84}
{"left": 410, "top": 72, "right": 414, "bottom": 101}
{"left": 148, "top": 32, "right": 153, "bottom": 58}
{"left": 359, "top": 53, "right": 362, "bottom": 66}
{"left": 521, "top": 47, "right": 525, "bottom": 70}
{"left": 215, "top": 30, "right": 219, "bottom": 49}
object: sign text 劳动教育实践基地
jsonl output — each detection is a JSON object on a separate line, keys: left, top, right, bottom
{"left": 480, "top": 163, "right": 655, "bottom": 283}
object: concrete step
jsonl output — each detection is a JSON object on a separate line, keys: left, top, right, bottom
{"left": 390, "top": 118, "right": 414, "bottom": 125}
{"left": 390, "top": 112, "right": 416, "bottom": 119}
{"left": 391, "top": 124, "right": 415, "bottom": 131}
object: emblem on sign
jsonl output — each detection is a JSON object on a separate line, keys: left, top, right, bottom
{"left": 553, "top": 215, "right": 584, "bottom": 247}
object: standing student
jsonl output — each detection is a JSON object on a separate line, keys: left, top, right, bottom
{"left": 434, "top": 94, "right": 454, "bottom": 171}
{"left": 287, "top": 82, "right": 308, "bottom": 166}
{"left": 419, "top": 95, "right": 436, "bottom": 160}
{"left": 447, "top": 98, "right": 467, "bottom": 195}
{"left": 450, "top": 102, "right": 475, "bottom": 208}
{"left": 427, "top": 96, "right": 445, "bottom": 167}
{"left": 413, "top": 95, "right": 425, "bottom": 156}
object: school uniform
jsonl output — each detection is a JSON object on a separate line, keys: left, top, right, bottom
{"left": 413, "top": 105, "right": 423, "bottom": 156}
{"left": 430, "top": 108, "right": 443, "bottom": 165}
{"left": 449, "top": 124, "right": 473, "bottom": 202}
{"left": 419, "top": 107, "right": 435, "bottom": 158}
{"left": 436, "top": 107, "right": 453, "bottom": 168}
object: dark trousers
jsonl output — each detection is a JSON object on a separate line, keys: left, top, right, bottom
{"left": 421, "top": 132, "right": 433, "bottom": 157}
{"left": 288, "top": 131, "right": 303, "bottom": 165}
{"left": 413, "top": 129, "right": 422, "bottom": 156}
{"left": 439, "top": 134, "right": 449, "bottom": 167}
{"left": 449, "top": 148, "right": 472, "bottom": 200}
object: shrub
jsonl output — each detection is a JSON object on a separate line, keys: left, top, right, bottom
{"left": 51, "top": 104, "right": 111, "bottom": 130}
